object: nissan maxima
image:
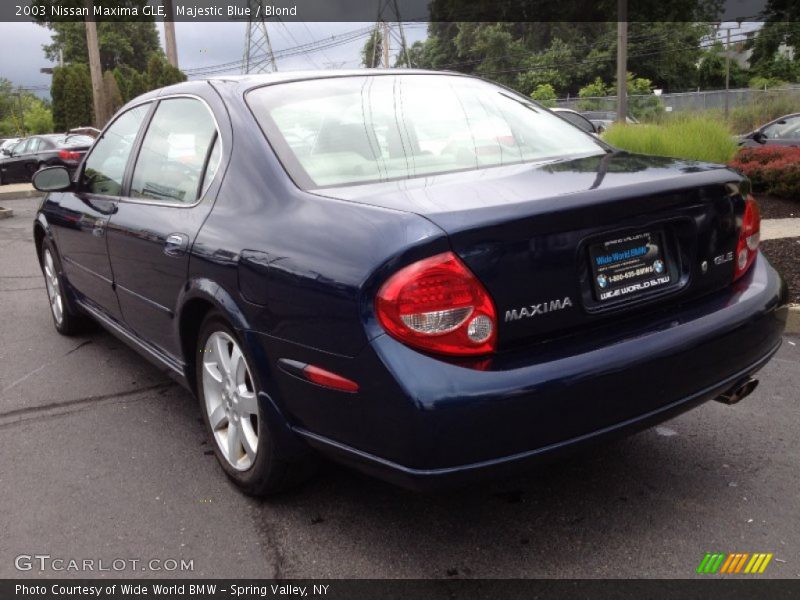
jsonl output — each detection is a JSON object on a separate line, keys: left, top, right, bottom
{"left": 31, "top": 71, "right": 788, "bottom": 495}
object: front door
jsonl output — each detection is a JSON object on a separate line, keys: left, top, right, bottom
{"left": 48, "top": 104, "right": 151, "bottom": 321}
{"left": 106, "top": 96, "right": 223, "bottom": 359}
{"left": 1, "top": 138, "right": 35, "bottom": 183}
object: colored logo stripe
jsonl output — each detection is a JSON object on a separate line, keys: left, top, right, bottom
{"left": 697, "top": 553, "right": 726, "bottom": 574}
{"left": 697, "top": 552, "right": 773, "bottom": 574}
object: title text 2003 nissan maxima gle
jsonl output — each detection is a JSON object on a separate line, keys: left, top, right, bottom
{"left": 32, "top": 71, "right": 788, "bottom": 495}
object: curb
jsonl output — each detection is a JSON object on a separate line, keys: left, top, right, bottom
{"left": 0, "top": 189, "right": 43, "bottom": 201}
{"left": 787, "top": 305, "right": 800, "bottom": 336}
{"left": 0, "top": 206, "right": 13, "bottom": 219}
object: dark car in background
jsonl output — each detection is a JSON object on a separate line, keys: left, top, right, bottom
{"left": 32, "top": 71, "right": 787, "bottom": 496}
{"left": 739, "top": 113, "right": 800, "bottom": 148}
{"left": 0, "top": 133, "right": 94, "bottom": 185}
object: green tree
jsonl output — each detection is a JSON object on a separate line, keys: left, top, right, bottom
{"left": 145, "top": 53, "right": 186, "bottom": 90}
{"left": 624, "top": 74, "right": 664, "bottom": 120}
{"left": 33, "top": 0, "right": 160, "bottom": 72}
{"left": 50, "top": 67, "right": 68, "bottom": 131}
{"left": 516, "top": 39, "right": 576, "bottom": 96}
{"left": 577, "top": 78, "right": 611, "bottom": 110}
{"left": 24, "top": 100, "right": 54, "bottom": 134}
{"left": 530, "top": 84, "right": 557, "bottom": 107}
{"left": 697, "top": 42, "right": 749, "bottom": 89}
{"left": 747, "top": 20, "right": 800, "bottom": 81}
{"left": 103, "top": 70, "right": 123, "bottom": 118}
{"left": 400, "top": 16, "right": 713, "bottom": 95}
{"left": 362, "top": 29, "right": 384, "bottom": 68}
{"left": 113, "top": 65, "right": 148, "bottom": 103}
{"left": 61, "top": 63, "right": 94, "bottom": 129}
{"left": 0, "top": 79, "right": 17, "bottom": 131}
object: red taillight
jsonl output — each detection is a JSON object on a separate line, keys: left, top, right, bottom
{"left": 58, "top": 150, "right": 81, "bottom": 161}
{"left": 375, "top": 251, "right": 497, "bottom": 356}
{"left": 733, "top": 195, "right": 761, "bottom": 281}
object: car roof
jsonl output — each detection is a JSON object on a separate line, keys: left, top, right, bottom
{"left": 135, "top": 69, "right": 467, "bottom": 103}
{"left": 205, "top": 68, "right": 447, "bottom": 88}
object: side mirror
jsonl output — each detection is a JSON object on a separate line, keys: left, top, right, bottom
{"left": 752, "top": 131, "right": 767, "bottom": 144}
{"left": 32, "top": 166, "right": 73, "bottom": 192}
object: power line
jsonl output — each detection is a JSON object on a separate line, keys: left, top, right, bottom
{"left": 187, "top": 27, "right": 379, "bottom": 77}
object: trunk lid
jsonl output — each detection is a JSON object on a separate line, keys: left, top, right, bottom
{"left": 319, "top": 152, "right": 746, "bottom": 349}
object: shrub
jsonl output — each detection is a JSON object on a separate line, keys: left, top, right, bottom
{"left": 530, "top": 83, "right": 557, "bottom": 108}
{"left": 729, "top": 146, "right": 800, "bottom": 199}
{"left": 603, "top": 117, "right": 738, "bottom": 164}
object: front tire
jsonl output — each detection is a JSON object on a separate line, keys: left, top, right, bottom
{"left": 196, "top": 313, "right": 314, "bottom": 496}
{"left": 40, "top": 238, "right": 90, "bottom": 335}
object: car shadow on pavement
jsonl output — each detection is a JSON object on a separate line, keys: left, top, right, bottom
{"left": 246, "top": 408, "right": 763, "bottom": 578}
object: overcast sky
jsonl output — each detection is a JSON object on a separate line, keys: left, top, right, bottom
{"left": 0, "top": 19, "right": 765, "bottom": 99}
{"left": 0, "top": 21, "right": 429, "bottom": 97}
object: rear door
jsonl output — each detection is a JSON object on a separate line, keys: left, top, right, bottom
{"left": 47, "top": 103, "right": 151, "bottom": 321}
{"left": 19, "top": 137, "right": 43, "bottom": 180}
{"left": 106, "top": 94, "right": 225, "bottom": 359}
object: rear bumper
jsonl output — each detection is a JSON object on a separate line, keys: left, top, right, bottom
{"left": 295, "top": 342, "right": 779, "bottom": 490}
{"left": 266, "top": 254, "right": 788, "bottom": 490}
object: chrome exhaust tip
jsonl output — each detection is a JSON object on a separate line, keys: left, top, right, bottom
{"left": 715, "top": 377, "right": 759, "bottom": 405}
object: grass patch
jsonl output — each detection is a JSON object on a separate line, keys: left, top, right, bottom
{"left": 603, "top": 116, "right": 738, "bottom": 164}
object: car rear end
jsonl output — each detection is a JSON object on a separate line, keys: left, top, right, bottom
{"left": 52, "top": 134, "right": 94, "bottom": 175}
{"left": 243, "top": 72, "right": 788, "bottom": 489}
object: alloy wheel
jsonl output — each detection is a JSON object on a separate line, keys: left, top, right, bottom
{"left": 43, "top": 249, "right": 63, "bottom": 325}
{"left": 202, "top": 331, "right": 260, "bottom": 471}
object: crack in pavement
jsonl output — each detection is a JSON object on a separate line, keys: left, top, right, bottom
{"left": 0, "top": 381, "right": 176, "bottom": 429}
{"left": 1, "top": 340, "right": 93, "bottom": 394}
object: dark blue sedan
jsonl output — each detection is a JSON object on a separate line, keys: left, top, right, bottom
{"left": 31, "top": 71, "right": 788, "bottom": 495}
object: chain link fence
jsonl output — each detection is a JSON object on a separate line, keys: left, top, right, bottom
{"left": 556, "top": 86, "right": 800, "bottom": 115}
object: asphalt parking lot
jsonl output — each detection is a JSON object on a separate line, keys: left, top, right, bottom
{"left": 0, "top": 195, "right": 798, "bottom": 579}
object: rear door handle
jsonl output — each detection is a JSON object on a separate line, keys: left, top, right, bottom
{"left": 164, "top": 233, "right": 189, "bottom": 257}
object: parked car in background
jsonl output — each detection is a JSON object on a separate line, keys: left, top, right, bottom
{"left": 551, "top": 107, "right": 600, "bottom": 135}
{"left": 32, "top": 71, "right": 786, "bottom": 496}
{"left": 582, "top": 111, "right": 639, "bottom": 133}
{"left": 0, "top": 133, "right": 94, "bottom": 185}
{"left": 739, "top": 113, "right": 800, "bottom": 148}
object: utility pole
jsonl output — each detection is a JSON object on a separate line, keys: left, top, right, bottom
{"left": 14, "top": 90, "right": 25, "bottom": 136}
{"left": 84, "top": 0, "right": 106, "bottom": 128}
{"left": 382, "top": 21, "right": 390, "bottom": 68}
{"left": 724, "top": 26, "right": 731, "bottom": 120}
{"left": 162, "top": 0, "right": 178, "bottom": 68}
{"left": 392, "top": 0, "right": 410, "bottom": 67}
{"left": 616, "top": 0, "right": 628, "bottom": 124}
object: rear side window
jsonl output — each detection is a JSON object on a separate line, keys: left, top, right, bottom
{"left": 130, "top": 98, "right": 218, "bottom": 204}
{"left": 83, "top": 104, "right": 150, "bottom": 196}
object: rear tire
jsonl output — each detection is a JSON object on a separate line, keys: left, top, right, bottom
{"left": 195, "top": 312, "right": 315, "bottom": 496}
{"left": 39, "top": 237, "right": 91, "bottom": 336}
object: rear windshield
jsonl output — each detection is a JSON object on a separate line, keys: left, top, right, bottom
{"left": 56, "top": 135, "right": 95, "bottom": 147}
{"left": 247, "top": 74, "right": 605, "bottom": 189}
